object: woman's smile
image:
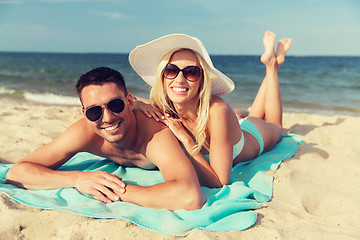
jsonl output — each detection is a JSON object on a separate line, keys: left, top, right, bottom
{"left": 171, "top": 86, "right": 189, "bottom": 95}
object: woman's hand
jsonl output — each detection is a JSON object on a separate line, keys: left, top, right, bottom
{"left": 133, "top": 100, "right": 165, "bottom": 121}
{"left": 161, "top": 117, "right": 192, "bottom": 145}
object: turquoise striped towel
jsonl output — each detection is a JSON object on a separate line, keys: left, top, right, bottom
{"left": 0, "top": 134, "right": 303, "bottom": 236}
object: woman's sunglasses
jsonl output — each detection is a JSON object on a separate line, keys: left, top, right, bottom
{"left": 84, "top": 98, "right": 125, "bottom": 122}
{"left": 163, "top": 63, "right": 202, "bottom": 82}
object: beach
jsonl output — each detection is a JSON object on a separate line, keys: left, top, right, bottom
{"left": 0, "top": 103, "right": 359, "bottom": 239}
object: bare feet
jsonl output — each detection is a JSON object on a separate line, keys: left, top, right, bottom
{"left": 260, "top": 31, "right": 276, "bottom": 66}
{"left": 276, "top": 38, "right": 293, "bottom": 66}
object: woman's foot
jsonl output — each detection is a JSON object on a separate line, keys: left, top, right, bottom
{"left": 276, "top": 38, "right": 292, "bottom": 66}
{"left": 260, "top": 31, "right": 277, "bottom": 66}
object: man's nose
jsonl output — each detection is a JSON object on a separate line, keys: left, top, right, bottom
{"left": 102, "top": 108, "right": 116, "bottom": 122}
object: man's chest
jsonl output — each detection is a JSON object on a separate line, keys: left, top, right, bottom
{"left": 98, "top": 145, "right": 157, "bottom": 170}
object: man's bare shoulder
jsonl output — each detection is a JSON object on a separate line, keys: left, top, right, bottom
{"left": 134, "top": 110, "right": 168, "bottom": 134}
{"left": 64, "top": 118, "right": 93, "bottom": 137}
{"left": 13, "top": 118, "right": 104, "bottom": 169}
{"left": 134, "top": 110, "right": 179, "bottom": 150}
{"left": 57, "top": 118, "right": 103, "bottom": 152}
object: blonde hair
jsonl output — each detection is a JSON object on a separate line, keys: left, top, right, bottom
{"left": 150, "top": 49, "right": 213, "bottom": 155}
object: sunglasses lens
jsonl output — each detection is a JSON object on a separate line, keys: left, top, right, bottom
{"left": 85, "top": 98, "right": 125, "bottom": 122}
{"left": 163, "top": 64, "right": 180, "bottom": 79}
{"left": 107, "top": 98, "right": 125, "bottom": 113}
{"left": 183, "top": 66, "right": 202, "bottom": 81}
{"left": 85, "top": 106, "right": 102, "bottom": 122}
{"left": 164, "top": 64, "right": 202, "bottom": 81}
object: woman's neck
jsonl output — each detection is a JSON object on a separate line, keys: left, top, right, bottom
{"left": 174, "top": 101, "right": 198, "bottom": 120}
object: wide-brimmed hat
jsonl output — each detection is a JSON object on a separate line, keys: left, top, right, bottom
{"left": 129, "top": 33, "right": 235, "bottom": 96}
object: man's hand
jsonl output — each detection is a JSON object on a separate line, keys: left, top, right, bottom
{"left": 74, "top": 171, "right": 126, "bottom": 203}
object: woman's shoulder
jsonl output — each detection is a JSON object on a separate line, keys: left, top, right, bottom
{"left": 209, "top": 95, "right": 233, "bottom": 114}
{"left": 207, "top": 95, "right": 239, "bottom": 134}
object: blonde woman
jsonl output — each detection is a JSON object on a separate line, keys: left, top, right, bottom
{"left": 130, "top": 31, "right": 292, "bottom": 188}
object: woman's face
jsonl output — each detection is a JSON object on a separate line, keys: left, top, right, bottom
{"left": 163, "top": 50, "right": 203, "bottom": 106}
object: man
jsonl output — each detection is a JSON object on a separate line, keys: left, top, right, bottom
{"left": 6, "top": 67, "right": 204, "bottom": 211}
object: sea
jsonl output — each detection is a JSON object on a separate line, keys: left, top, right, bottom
{"left": 0, "top": 52, "right": 359, "bottom": 116}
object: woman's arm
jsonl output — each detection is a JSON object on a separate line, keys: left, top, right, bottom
{"left": 161, "top": 98, "right": 241, "bottom": 188}
{"left": 207, "top": 99, "right": 241, "bottom": 186}
{"left": 181, "top": 136, "right": 226, "bottom": 188}
{"left": 160, "top": 117, "right": 222, "bottom": 187}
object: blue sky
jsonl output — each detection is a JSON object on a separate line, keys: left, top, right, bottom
{"left": 0, "top": 0, "right": 359, "bottom": 56}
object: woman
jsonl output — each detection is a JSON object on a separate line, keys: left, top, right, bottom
{"left": 129, "top": 31, "right": 292, "bottom": 188}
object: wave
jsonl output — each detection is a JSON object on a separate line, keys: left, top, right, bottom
{"left": 0, "top": 87, "right": 16, "bottom": 95}
{"left": 0, "top": 87, "right": 80, "bottom": 106}
{"left": 24, "top": 92, "right": 81, "bottom": 106}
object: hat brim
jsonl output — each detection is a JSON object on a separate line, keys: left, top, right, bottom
{"left": 129, "top": 33, "right": 235, "bottom": 96}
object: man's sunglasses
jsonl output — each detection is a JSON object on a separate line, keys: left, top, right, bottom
{"left": 84, "top": 98, "right": 125, "bottom": 122}
{"left": 163, "top": 63, "right": 202, "bottom": 82}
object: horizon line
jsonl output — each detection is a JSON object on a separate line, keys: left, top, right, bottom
{"left": 0, "top": 50, "right": 359, "bottom": 58}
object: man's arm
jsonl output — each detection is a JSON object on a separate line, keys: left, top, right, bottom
{"left": 6, "top": 119, "right": 125, "bottom": 203}
{"left": 118, "top": 128, "right": 205, "bottom": 211}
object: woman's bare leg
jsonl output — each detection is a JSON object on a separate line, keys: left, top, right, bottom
{"left": 248, "top": 32, "right": 292, "bottom": 128}
{"left": 248, "top": 31, "right": 276, "bottom": 121}
{"left": 235, "top": 32, "right": 292, "bottom": 160}
{"left": 236, "top": 33, "right": 292, "bottom": 121}
{"left": 263, "top": 51, "right": 282, "bottom": 128}
{"left": 262, "top": 37, "right": 292, "bottom": 127}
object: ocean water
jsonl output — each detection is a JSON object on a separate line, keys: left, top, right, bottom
{"left": 0, "top": 52, "right": 359, "bottom": 115}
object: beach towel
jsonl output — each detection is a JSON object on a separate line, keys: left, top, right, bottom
{"left": 0, "top": 134, "right": 303, "bottom": 236}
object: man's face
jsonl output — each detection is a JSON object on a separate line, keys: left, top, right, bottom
{"left": 81, "top": 82, "right": 133, "bottom": 144}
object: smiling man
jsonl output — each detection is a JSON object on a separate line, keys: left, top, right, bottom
{"left": 6, "top": 67, "right": 204, "bottom": 211}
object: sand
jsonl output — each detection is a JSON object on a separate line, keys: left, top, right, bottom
{"left": 0, "top": 102, "right": 359, "bottom": 239}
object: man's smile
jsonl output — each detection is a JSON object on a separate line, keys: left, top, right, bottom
{"left": 103, "top": 122, "right": 121, "bottom": 134}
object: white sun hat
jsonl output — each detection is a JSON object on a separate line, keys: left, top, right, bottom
{"left": 129, "top": 33, "right": 235, "bottom": 96}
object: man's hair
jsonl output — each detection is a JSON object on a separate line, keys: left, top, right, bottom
{"left": 76, "top": 67, "right": 127, "bottom": 100}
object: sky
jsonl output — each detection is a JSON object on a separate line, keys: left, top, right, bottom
{"left": 0, "top": 0, "right": 359, "bottom": 56}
